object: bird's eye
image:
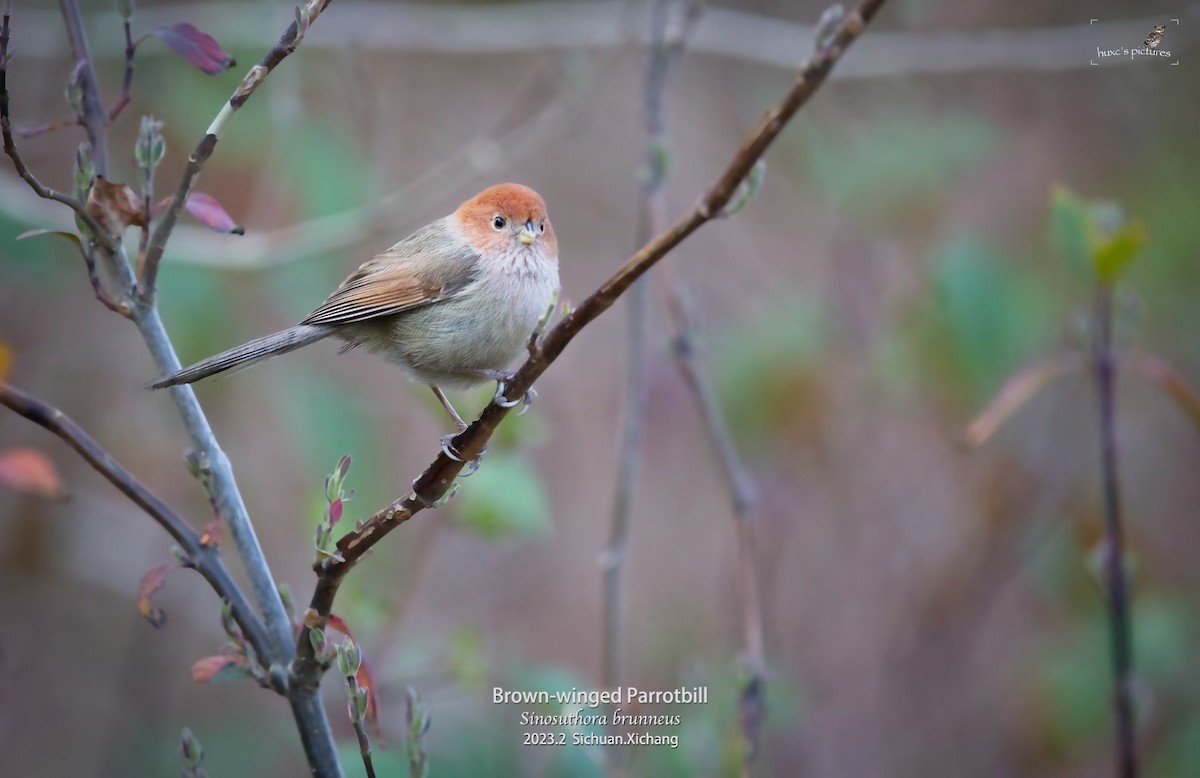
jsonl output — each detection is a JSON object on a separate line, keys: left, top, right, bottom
{"left": 492, "top": 216, "right": 507, "bottom": 230}
{"left": 539, "top": 222, "right": 545, "bottom": 233}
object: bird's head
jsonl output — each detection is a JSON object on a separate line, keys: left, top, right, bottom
{"left": 456, "top": 183, "right": 557, "bottom": 259}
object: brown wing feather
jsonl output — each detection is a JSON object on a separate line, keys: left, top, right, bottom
{"left": 300, "top": 221, "right": 478, "bottom": 327}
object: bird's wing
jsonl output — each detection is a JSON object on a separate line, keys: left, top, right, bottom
{"left": 300, "top": 220, "right": 479, "bottom": 327}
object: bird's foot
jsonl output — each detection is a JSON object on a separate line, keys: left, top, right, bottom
{"left": 494, "top": 380, "right": 537, "bottom": 415}
{"left": 440, "top": 432, "right": 487, "bottom": 475}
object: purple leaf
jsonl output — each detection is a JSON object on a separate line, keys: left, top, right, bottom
{"left": 184, "top": 192, "right": 244, "bottom": 235}
{"left": 329, "top": 498, "right": 343, "bottom": 526}
{"left": 152, "top": 23, "right": 235, "bottom": 75}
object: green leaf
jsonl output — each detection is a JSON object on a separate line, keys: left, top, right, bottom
{"left": 453, "top": 453, "right": 551, "bottom": 540}
{"left": 1092, "top": 220, "right": 1146, "bottom": 284}
{"left": 1049, "top": 185, "right": 1091, "bottom": 277}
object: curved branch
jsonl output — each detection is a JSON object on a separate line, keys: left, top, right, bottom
{"left": 0, "top": 380, "right": 278, "bottom": 687}
{"left": 291, "top": 0, "right": 890, "bottom": 693}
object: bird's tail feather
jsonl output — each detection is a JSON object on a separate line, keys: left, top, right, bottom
{"left": 150, "top": 324, "right": 336, "bottom": 389}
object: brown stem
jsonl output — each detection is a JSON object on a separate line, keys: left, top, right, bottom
{"left": 107, "top": 19, "right": 136, "bottom": 122}
{"left": 139, "top": 0, "right": 335, "bottom": 303}
{"left": 290, "top": 0, "right": 890, "bottom": 703}
{"left": 662, "top": 275, "right": 765, "bottom": 764}
{"left": 0, "top": 380, "right": 278, "bottom": 688}
{"left": 1093, "top": 286, "right": 1137, "bottom": 778}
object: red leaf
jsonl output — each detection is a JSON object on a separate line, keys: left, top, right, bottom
{"left": 183, "top": 192, "right": 244, "bottom": 235}
{"left": 190, "top": 654, "right": 250, "bottom": 683}
{"left": 329, "top": 498, "right": 343, "bottom": 526}
{"left": 137, "top": 562, "right": 176, "bottom": 628}
{"left": 328, "top": 614, "right": 381, "bottom": 729}
{"left": 0, "top": 448, "right": 67, "bottom": 500}
{"left": 152, "top": 23, "right": 235, "bottom": 75}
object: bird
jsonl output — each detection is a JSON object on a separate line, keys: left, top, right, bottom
{"left": 1144, "top": 25, "right": 1166, "bottom": 49}
{"left": 152, "top": 183, "right": 560, "bottom": 460}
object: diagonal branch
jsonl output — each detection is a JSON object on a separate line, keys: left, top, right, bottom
{"left": 138, "top": 0, "right": 335, "bottom": 303}
{"left": 661, "top": 275, "right": 766, "bottom": 764}
{"left": 291, "top": 0, "right": 890, "bottom": 694}
{"left": 0, "top": 380, "right": 278, "bottom": 689}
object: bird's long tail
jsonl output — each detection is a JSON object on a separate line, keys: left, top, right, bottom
{"left": 150, "top": 324, "right": 337, "bottom": 389}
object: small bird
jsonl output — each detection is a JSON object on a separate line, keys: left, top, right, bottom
{"left": 1144, "top": 25, "right": 1166, "bottom": 49}
{"left": 153, "top": 183, "right": 560, "bottom": 458}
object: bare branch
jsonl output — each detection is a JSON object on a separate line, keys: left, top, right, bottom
{"left": 601, "top": 0, "right": 698, "bottom": 749}
{"left": 290, "top": 0, "right": 890, "bottom": 697}
{"left": 58, "top": 0, "right": 108, "bottom": 176}
{"left": 0, "top": 9, "right": 115, "bottom": 253}
{"left": 1123, "top": 350, "right": 1200, "bottom": 430}
{"left": 1091, "top": 286, "right": 1137, "bottom": 778}
{"left": 661, "top": 272, "right": 767, "bottom": 763}
{"left": 9, "top": 4, "right": 1165, "bottom": 78}
{"left": 138, "top": 0, "right": 335, "bottom": 302}
{"left": 0, "top": 380, "right": 279, "bottom": 690}
{"left": 107, "top": 17, "right": 137, "bottom": 122}
{"left": 964, "top": 353, "right": 1086, "bottom": 447}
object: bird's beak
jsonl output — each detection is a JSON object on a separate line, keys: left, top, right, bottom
{"left": 518, "top": 220, "right": 537, "bottom": 245}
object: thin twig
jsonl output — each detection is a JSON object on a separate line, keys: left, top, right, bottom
{"left": 601, "top": 5, "right": 691, "bottom": 774}
{"left": 662, "top": 275, "right": 766, "bottom": 766}
{"left": 290, "top": 0, "right": 890, "bottom": 700}
{"left": 138, "top": 0, "right": 335, "bottom": 303}
{"left": 0, "top": 7, "right": 114, "bottom": 252}
{"left": 346, "top": 676, "right": 376, "bottom": 778}
{"left": 107, "top": 17, "right": 137, "bottom": 122}
{"left": 1093, "top": 285, "right": 1137, "bottom": 778}
{"left": 58, "top": 0, "right": 108, "bottom": 176}
{"left": 0, "top": 380, "right": 278, "bottom": 689}
{"left": 77, "top": 240, "right": 127, "bottom": 315}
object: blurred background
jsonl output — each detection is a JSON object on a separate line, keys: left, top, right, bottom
{"left": 1, "top": 1, "right": 1198, "bottom": 776}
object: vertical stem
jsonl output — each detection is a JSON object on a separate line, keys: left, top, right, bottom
{"left": 1093, "top": 285, "right": 1137, "bottom": 778}
{"left": 601, "top": 274, "right": 649, "bottom": 697}
{"left": 601, "top": 0, "right": 673, "bottom": 712}
{"left": 58, "top": 0, "right": 107, "bottom": 176}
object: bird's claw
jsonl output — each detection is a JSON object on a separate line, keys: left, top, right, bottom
{"left": 441, "top": 433, "right": 465, "bottom": 462}
{"left": 440, "top": 432, "right": 487, "bottom": 475}
{"left": 494, "top": 380, "right": 536, "bottom": 413}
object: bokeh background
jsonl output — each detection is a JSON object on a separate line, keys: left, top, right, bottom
{"left": 1, "top": 1, "right": 1198, "bottom": 776}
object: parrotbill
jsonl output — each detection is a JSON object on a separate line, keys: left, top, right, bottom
{"left": 152, "top": 183, "right": 560, "bottom": 456}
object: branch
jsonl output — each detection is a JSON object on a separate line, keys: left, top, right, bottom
{"left": 138, "top": 0, "right": 334, "bottom": 303}
{"left": 0, "top": 7, "right": 116, "bottom": 254}
{"left": 662, "top": 276, "right": 766, "bottom": 764}
{"left": 601, "top": 0, "right": 697, "bottom": 750}
{"left": 1092, "top": 286, "right": 1137, "bottom": 778}
{"left": 9, "top": 3, "right": 1170, "bottom": 77}
{"left": 0, "top": 380, "right": 279, "bottom": 689}
{"left": 58, "top": 0, "right": 108, "bottom": 176}
{"left": 31, "top": 3, "right": 344, "bottom": 774}
{"left": 291, "top": 0, "right": 890, "bottom": 696}
{"left": 107, "top": 15, "right": 136, "bottom": 122}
